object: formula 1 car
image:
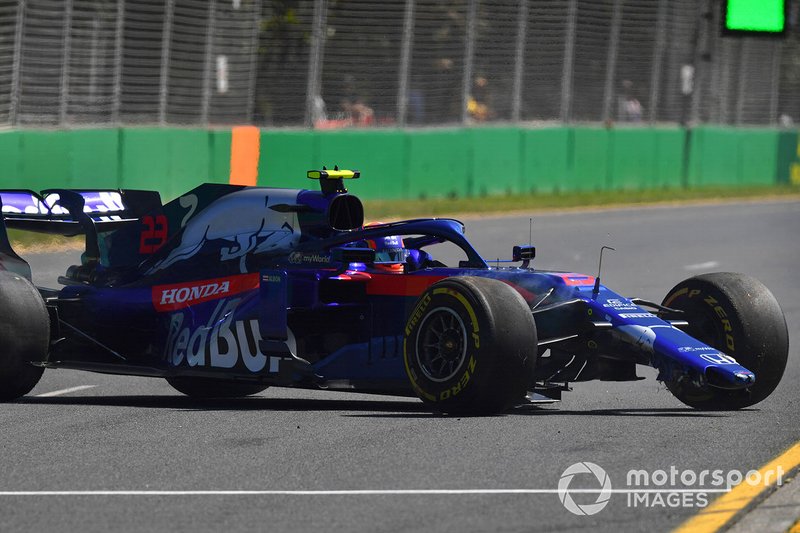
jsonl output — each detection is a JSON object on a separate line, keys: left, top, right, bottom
{"left": 0, "top": 169, "right": 789, "bottom": 414}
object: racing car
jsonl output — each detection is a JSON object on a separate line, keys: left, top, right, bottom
{"left": 0, "top": 169, "right": 789, "bottom": 414}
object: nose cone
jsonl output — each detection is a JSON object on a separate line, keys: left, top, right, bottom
{"left": 734, "top": 371, "right": 756, "bottom": 386}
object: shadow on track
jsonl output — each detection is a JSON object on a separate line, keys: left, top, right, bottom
{"left": 511, "top": 406, "right": 732, "bottom": 418}
{"left": 346, "top": 406, "right": 731, "bottom": 419}
{"left": 18, "top": 395, "right": 732, "bottom": 418}
{"left": 17, "top": 394, "right": 431, "bottom": 414}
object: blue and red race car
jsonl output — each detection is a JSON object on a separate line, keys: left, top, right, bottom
{"left": 0, "top": 169, "right": 789, "bottom": 414}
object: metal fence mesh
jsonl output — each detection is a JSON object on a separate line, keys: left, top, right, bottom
{"left": 0, "top": 0, "right": 798, "bottom": 129}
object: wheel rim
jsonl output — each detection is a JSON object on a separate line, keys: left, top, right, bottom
{"left": 415, "top": 307, "right": 468, "bottom": 382}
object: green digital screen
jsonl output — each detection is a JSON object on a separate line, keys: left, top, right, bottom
{"left": 724, "top": 0, "right": 786, "bottom": 33}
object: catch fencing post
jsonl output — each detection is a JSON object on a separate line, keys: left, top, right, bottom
{"left": 716, "top": 40, "right": 734, "bottom": 124}
{"left": 59, "top": 0, "right": 74, "bottom": 125}
{"left": 201, "top": 0, "right": 217, "bottom": 125}
{"left": 158, "top": 0, "right": 175, "bottom": 125}
{"left": 305, "top": 0, "right": 327, "bottom": 128}
{"left": 690, "top": 0, "right": 713, "bottom": 124}
{"left": 560, "top": 0, "right": 577, "bottom": 122}
{"left": 648, "top": 0, "right": 668, "bottom": 123}
{"left": 734, "top": 40, "right": 749, "bottom": 125}
{"left": 112, "top": 0, "right": 125, "bottom": 123}
{"left": 396, "top": 0, "right": 415, "bottom": 127}
{"left": 461, "top": 0, "right": 478, "bottom": 123}
{"left": 246, "top": 0, "right": 262, "bottom": 124}
{"left": 601, "top": 0, "right": 623, "bottom": 122}
{"left": 769, "top": 41, "right": 781, "bottom": 125}
{"left": 9, "top": 0, "right": 25, "bottom": 126}
{"left": 511, "top": 0, "right": 528, "bottom": 122}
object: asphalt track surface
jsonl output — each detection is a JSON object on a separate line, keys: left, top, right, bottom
{"left": 3, "top": 199, "right": 799, "bottom": 533}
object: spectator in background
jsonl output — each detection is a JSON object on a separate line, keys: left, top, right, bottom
{"left": 314, "top": 75, "right": 374, "bottom": 129}
{"left": 407, "top": 89, "right": 426, "bottom": 124}
{"left": 618, "top": 79, "right": 643, "bottom": 122}
{"left": 339, "top": 74, "right": 374, "bottom": 127}
{"left": 428, "top": 57, "right": 457, "bottom": 123}
{"left": 467, "top": 75, "right": 492, "bottom": 122}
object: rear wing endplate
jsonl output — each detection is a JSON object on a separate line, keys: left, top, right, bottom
{"left": 0, "top": 189, "right": 161, "bottom": 280}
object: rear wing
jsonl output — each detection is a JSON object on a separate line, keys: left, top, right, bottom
{"left": 0, "top": 189, "right": 161, "bottom": 280}
{"left": 0, "top": 189, "right": 160, "bottom": 235}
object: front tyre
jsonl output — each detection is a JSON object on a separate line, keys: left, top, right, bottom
{"left": 166, "top": 377, "right": 268, "bottom": 399}
{"left": 403, "top": 276, "right": 537, "bottom": 415}
{"left": 661, "top": 272, "right": 788, "bottom": 410}
{"left": 0, "top": 271, "right": 49, "bottom": 401}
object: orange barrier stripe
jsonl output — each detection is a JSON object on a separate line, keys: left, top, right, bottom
{"left": 229, "top": 126, "right": 260, "bottom": 186}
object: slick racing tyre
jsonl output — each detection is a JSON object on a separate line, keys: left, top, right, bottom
{"left": 403, "top": 276, "right": 537, "bottom": 415}
{"left": 0, "top": 271, "right": 49, "bottom": 401}
{"left": 661, "top": 272, "right": 788, "bottom": 410}
{"left": 166, "top": 377, "right": 268, "bottom": 399}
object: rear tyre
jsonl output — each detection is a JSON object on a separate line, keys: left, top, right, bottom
{"left": 403, "top": 276, "right": 538, "bottom": 415}
{"left": 661, "top": 272, "right": 788, "bottom": 410}
{"left": 0, "top": 271, "right": 49, "bottom": 401}
{"left": 166, "top": 377, "right": 268, "bottom": 399}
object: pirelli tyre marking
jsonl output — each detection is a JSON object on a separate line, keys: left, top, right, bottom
{"left": 660, "top": 272, "right": 789, "bottom": 410}
{"left": 403, "top": 287, "right": 481, "bottom": 402}
{"left": 664, "top": 288, "right": 736, "bottom": 354}
{"left": 403, "top": 276, "right": 537, "bottom": 414}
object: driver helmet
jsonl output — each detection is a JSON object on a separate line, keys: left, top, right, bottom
{"left": 364, "top": 222, "right": 408, "bottom": 273}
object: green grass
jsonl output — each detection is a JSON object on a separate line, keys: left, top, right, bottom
{"left": 363, "top": 185, "right": 800, "bottom": 219}
{"left": 6, "top": 185, "right": 798, "bottom": 250}
{"left": 8, "top": 230, "right": 83, "bottom": 252}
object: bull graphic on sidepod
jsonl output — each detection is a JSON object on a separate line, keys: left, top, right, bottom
{"left": 149, "top": 189, "right": 301, "bottom": 274}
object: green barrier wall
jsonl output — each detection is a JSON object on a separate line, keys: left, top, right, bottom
{"left": 208, "top": 129, "right": 232, "bottom": 184}
{"left": 119, "top": 128, "right": 173, "bottom": 195}
{"left": 69, "top": 129, "right": 120, "bottom": 189}
{"left": 687, "top": 127, "right": 780, "bottom": 187}
{"left": 1, "top": 129, "right": 121, "bottom": 191}
{"left": 406, "top": 129, "right": 470, "bottom": 199}
{"left": 258, "top": 130, "right": 316, "bottom": 190}
{"left": 169, "top": 129, "right": 211, "bottom": 195}
{"left": 652, "top": 128, "right": 686, "bottom": 188}
{"left": 739, "top": 129, "right": 779, "bottom": 186}
{"left": 521, "top": 128, "right": 570, "bottom": 193}
{"left": 258, "top": 130, "right": 408, "bottom": 199}
{"left": 0, "top": 126, "right": 793, "bottom": 203}
{"left": 120, "top": 128, "right": 214, "bottom": 200}
{"left": 20, "top": 130, "right": 72, "bottom": 192}
{"left": 571, "top": 128, "right": 609, "bottom": 191}
{"left": 0, "top": 131, "right": 23, "bottom": 187}
{"left": 469, "top": 127, "right": 522, "bottom": 196}
{"left": 777, "top": 131, "right": 799, "bottom": 185}
{"left": 0, "top": 128, "right": 222, "bottom": 201}
{"left": 316, "top": 130, "right": 407, "bottom": 200}
{"left": 610, "top": 128, "right": 654, "bottom": 190}
{"left": 608, "top": 128, "right": 686, "bottom": 190}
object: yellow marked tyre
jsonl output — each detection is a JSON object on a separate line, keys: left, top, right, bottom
{"left": 403, "top": 276, "right": 538, "bottom": 415}
{"left": 661, "top": 272, "right": 788, "bottom": 410}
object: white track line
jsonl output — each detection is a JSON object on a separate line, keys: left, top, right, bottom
{"left": 684, "top": 261, "right": 720, "bottom": 271}
{"left": 35, "top": 385, "right": 96, "bottom": 397}
{"left": 0, "top": 489, "right": 728, "bottom": 496}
